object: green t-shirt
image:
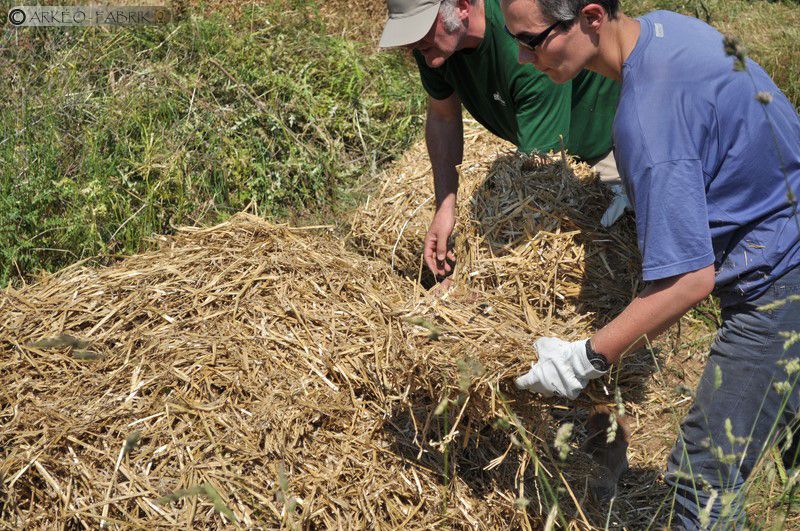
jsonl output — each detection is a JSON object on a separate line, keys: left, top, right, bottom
{"left": 414, "top": 0, "right": 619, "bottom": 161}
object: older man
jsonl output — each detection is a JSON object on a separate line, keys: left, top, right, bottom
{"left": 379, "top": 0, "right": 625, "bottom": 279}
{"left": 502, "top": 0, "right": 800, "bottom": 528}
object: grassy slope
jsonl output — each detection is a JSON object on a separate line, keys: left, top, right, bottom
{"left": 0, "top": 1, "right": 425, "bottom": 286}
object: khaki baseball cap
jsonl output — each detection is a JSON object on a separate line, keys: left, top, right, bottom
{"left": 379, "top": 0, "right": 443, "bottom": 48}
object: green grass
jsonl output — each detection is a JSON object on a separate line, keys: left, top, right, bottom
{"left": 0, "top": 1, "right": 425, "bottom": 286}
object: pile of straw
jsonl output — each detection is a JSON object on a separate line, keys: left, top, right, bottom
{"left": 0, "top": 212, "right": 607, "bottom": 529}
{"left": 349, "top": 123, "right": 641, "bottom": 329}
{"left": 1, "top": 130, "right": 669, "bottom": 528}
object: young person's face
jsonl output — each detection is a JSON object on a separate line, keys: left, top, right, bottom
{"left": 501, "top": 0, "right": 597, "bottom": 84}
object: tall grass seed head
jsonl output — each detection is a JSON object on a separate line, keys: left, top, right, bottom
{"left": 756, "top": 91, "right": 773, "bottom": 104}
{"left": 719, "top": 491, "right": 737, "bottom": 519}
{"left": 724, "top": 417, "right": 748, "bottom": 446}
{"left": 723, "top": 34, "right": 748, "bottom": 72}
{"left": 722, "top": 34, "right": 747, "bottom": 63}
{"left": 456, "top": 357, "right": 484, "bottom": 393}
{"left": 606, "top": 412, "right": 618, "bottom": 444}
{"left": 783, "top": 357, "right": 800, "bottom": 376}
{"left": 698, "top": 488, "right": 719, "bottom": 528}
{"left": 774, "top": 380, "right": 793, "bottom": 395}
{"left": 434, "top": 396, "right": 450, "bottom": 416}
{"left": 554, "top": 422, "right": 573, "bottom": 460}
{"left": 614, "top": 386, "right": 625, "bottom": 417}
{"left": 783, "top": 426, "right": 794, "bottom": 454}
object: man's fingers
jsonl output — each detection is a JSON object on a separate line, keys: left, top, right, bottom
{"left": 429, "top": 277, "right": 453, "bottom": 296}
{"left": 436, "top": 236, "right": 448, "bottom": 262}
{"left": 425, "top": 225, "right": 456, "bottom": 277}
{"left": 434, "top": 234, "right": 452, "bottom": 273}
{"left": 514, "top": 368, "right": 538, "bottom": 390}
{"left": 442, "top": 250, "right": 456, "bottom": 273}
{"left": 515, "top": 363, "right": 553, "bottom": 397}
{"left": 600, "top": 187, "right": 631, "bottom": 228}
{"left": 423, "top": 234, "right": 441, "bottom": 276}
{"left": 600, "top": 199, "right": 626, "bottom": 228}
{"left": 425, "top": 256, "right": 439, "bottom": 276}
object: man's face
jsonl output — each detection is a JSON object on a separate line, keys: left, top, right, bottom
{"left": 501, "top": 0, "right": 594, "bottom": 84}
{"left": 408, "top": 10, "right": 467, "bottom": 68}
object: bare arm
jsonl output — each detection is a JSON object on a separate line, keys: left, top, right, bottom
{"left": 426, "top": 93, "right": 463, "bottom": 210}
{"left": 590, "top": 264, "right": 716, "bottom": 363}
{"left": 423, "top": 93, "right": 463, "bottom": 276}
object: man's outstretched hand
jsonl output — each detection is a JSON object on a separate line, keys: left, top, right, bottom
{"left": 515, "top": 337, "right": 607, "bottom": 400}
{"left": 424, "top": 205, "right": 457, "bottom": 278}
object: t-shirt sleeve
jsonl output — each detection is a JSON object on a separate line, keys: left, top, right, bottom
{"left": 412, "top": 50, "right": 454, "bottom": 101}
{"left": 511, "top": 71, "right": 572, "bottom": 155}
{"left": 628, "top": 159, "right": 715, "bottom": 281}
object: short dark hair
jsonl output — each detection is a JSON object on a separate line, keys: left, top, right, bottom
{"left": 537, "top": 0, "right": 619, "bottom": 23}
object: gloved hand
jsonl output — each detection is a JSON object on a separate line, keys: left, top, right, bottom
{"left": 515, "top": 338, "right": 607, "bottom": 400}
{"left": 600, "top": 184, "right": 632, "bottom": 228}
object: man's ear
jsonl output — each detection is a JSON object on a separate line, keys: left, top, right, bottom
{"left": 458, "top": 0, "right": 472, "bottom": 20}
{"left": 580, "top": 3, "right": 607, "bottom": 30}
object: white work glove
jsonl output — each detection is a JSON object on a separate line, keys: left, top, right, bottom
{"left": 515, "top": 338, "right": 607, "bottom": 400}
{"left": 600, "top": 184, "right": 632, "bottom": 228}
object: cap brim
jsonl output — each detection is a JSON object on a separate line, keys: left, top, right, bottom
{"left": 379, "top": 3, "right": 440, "bottom": 48}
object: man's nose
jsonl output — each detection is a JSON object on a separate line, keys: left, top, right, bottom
{"left": 518, "top": 46, "right": 536, "bottom": 65}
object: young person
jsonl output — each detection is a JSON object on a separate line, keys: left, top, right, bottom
{"left": 501, "top": 0, "right": 800, "bottom": 527}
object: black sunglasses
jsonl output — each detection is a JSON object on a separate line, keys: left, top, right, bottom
{"left": 504, "top": 20, "right": 564, "bottom": 50}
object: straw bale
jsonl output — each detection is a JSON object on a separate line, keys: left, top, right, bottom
{"left": 349, "top": 123, "right": 641, "bottom": 329}
{"left": 1, "top": 213, "right": 622, "bottom": 529}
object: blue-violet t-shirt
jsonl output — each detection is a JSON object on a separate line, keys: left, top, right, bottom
{"left": 613, "top": 10, "right": 800, "bottom": 306}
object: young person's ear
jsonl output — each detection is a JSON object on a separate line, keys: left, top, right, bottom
{"left": 580, "top": 3, "right": 607, "bottom": 30}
